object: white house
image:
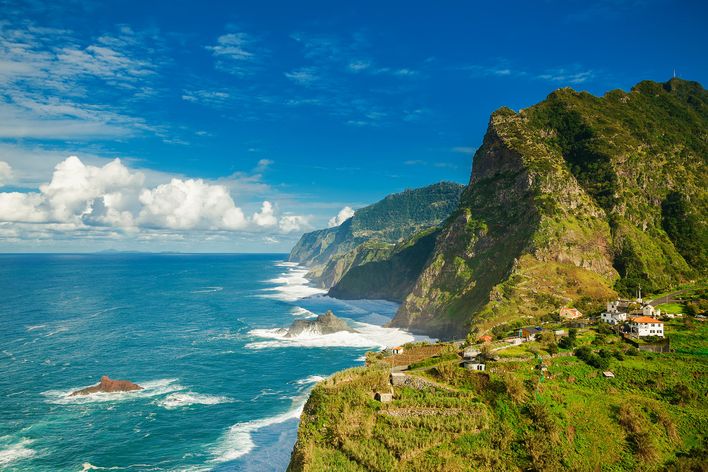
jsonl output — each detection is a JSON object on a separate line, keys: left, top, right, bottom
{"left": 464, "top": 362, "right": 486, "bottom": 371}
{"left": 391, "top": 346, "right": 404, "bottom": 355}
{"left": 601, "top": 301, "right": 628, "bottom": 325}
{"left": 642, "top": 304, "right": 661, "bottom": 318}
{"left": 628, "top": 316, "right": 664, "bottom": 337}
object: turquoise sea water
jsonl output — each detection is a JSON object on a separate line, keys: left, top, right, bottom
{"left": 0, "top": 254, "right": 418, "bottom": 471}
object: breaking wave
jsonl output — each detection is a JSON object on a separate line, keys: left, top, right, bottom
{"left": 155, "top": 392, "right": 233, "bottom": 409}
{"left": 245, "top": 320, "right": 420, "bottom": 350}
{"left": 259, "top": 264, "right": 326, "bottom": 302}
{"left": 0, "top": 438, "right": 36, "bottom": 467}
{"left": 295, "top": 375, "right": 326, "bottom": 385}
{"left": 211, "top": 395, "right": 306, "bottom": 463}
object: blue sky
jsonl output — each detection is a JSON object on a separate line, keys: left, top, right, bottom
{"left": 0, "top": 0, "right": 706, "bottom": 252}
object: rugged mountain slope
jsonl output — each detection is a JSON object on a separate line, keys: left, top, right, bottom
{"left": 328, "top": 227, "right": 440, "bottom": 302}
{"left": 289, "top": 182, "right": 464, "bottom": 287}
{"left": 391, "top": 78, "right": 707, "bottom": 339}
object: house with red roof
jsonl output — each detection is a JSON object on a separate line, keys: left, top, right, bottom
{"left": 628, "top": 316, "right": 664, "bottom": 337}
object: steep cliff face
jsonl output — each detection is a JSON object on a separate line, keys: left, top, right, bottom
{"left": 288, "top": 182, "right": 465, "bottom": 287}
{"left": 328, "top": 227, "right": 440, "bottom": 302}
{"left": 391, "top": 79, "right": 707, "bottom": 339}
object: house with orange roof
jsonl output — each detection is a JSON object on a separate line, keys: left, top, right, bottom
{"left": 628, "top": 316, "right": 664, "bottom": 337}
{"left": 560, "top": 307, "right": 583, "bottom": 320}
{"left": 391, "top": 346, "right": 405, "bottom": 355}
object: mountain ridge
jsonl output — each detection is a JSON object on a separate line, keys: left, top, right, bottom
{"left": 390, "top": 78, "right": 707, "bottom": 338}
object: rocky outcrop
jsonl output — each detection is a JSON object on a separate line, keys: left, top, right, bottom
{"left": 70, "top": 375, "right": 143, "bottom": 396}
{"left": 285, "top": 310, "right": 358, "bottom": 337}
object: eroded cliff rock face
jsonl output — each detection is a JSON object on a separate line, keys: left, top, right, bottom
{"left": 391, "top": 79, "right": 707, "bottom": 339}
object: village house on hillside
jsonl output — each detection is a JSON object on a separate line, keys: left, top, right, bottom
{"left": 641, "top": 304, "right": 661, "bottom": 318}
{"left": 520, "top": 326, "right": 542, "bottom": 341}
{"left": 628, "top": 316, "right": 664, "bottom": 337}
{"left": 560, "top": 307, "right": 583, "bottom": 320}
{"left": 601, "top": 300, "right": 629, "bottom": 325}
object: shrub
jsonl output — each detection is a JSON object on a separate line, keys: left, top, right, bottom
{"left": 587, "top": 354, "right": 610, "bottom": 370}
{"left": 626, "top": 347, "right": 640, "bottom": 356}
{"left": 574, "top": 346, "right": 592, "bottom": 361}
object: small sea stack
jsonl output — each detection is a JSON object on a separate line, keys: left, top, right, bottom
{"left": 285, "top": 310, "right": 358, "bottom": 337}
{"left": 70, "top": 375, "right": 143, "bottom": 396}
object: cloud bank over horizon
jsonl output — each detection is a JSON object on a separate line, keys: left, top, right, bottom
{"left": 0, "top": 156, "right": 320, "bottom": 251}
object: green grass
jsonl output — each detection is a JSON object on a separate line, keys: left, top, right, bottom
{"left": 656, "top": 302, "right": 686, "bottom": 314}
{"left": 289, "top": 322, "right": 708, "bottom": 472}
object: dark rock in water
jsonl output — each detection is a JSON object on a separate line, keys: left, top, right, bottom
{"left": 70, "top": 375, "right": 143, "bottom": 396}
{"left": 285, "top": 310, "right": 358, "bottom": 337}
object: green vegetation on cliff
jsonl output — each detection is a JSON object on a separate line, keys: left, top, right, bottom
{"left": 289, "top": 182, "right": 464, "bottom": 288}
{"left": 392, "top": 79, "right": 707, "bottom": 339}
{"left": 288, "top": 321, "right": 708, "bottom": 471}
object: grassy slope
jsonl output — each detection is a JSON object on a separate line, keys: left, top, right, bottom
{"left": 289, "top": 320, "right": 707, "bottom": 471}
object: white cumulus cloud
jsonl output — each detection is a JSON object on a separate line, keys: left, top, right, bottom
{"left": 138, "top": 178, "right": 247, "bottom": 230}
{"left": 40, "top": 156, "right": 144, "bottom": 223}
{"left": 279, "top": 215, "right": 311, "bottom": 233}
{"left": 252, "top": 201, "right": 278, "bottom": 227}
{"left": 0, "top": 192, "right": 47, "bottom": 222}
{"left": 328, "top": 206, "right": 354, "bottom": 227}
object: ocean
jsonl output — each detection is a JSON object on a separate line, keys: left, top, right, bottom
{"left": 0, "top": 254, "right": 423, "bottom": 471}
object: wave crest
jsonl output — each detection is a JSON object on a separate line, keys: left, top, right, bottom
{"left": 246, "top": 321, "right": 421, "bottom": 350}
{"left": 0, "top": 438, "right": 36, "bottom": 467}
{"left": 156, "top": 392, "right": 233, "bottom": 409}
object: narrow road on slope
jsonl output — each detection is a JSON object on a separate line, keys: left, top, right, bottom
{"left": 648, "top": 289, "right": 688, "bottom": 306}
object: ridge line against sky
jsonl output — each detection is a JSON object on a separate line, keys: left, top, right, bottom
{"left": 0, "top": 0, "right": 706, "bottom": 252}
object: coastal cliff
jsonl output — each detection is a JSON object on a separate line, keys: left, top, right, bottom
{"left": 391, "top": 78, "right": 707, "bottom": 339}
{"left": 287, "top": 79, "right": 708, "bottom": 470}
{"left": 288, "top": 182, "right": 464, "bottom": 288}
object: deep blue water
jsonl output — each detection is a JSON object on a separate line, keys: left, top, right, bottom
{"left": 0, "top": 254, "right": 413, "bottom": 471}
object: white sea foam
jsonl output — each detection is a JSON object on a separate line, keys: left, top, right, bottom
{"left": 291, "top": 307, "right": 317, "bottom": 318}
{"left": 259, "top": 265, "right": 326, "bottom": 302}
{"left": 191, "top": 286, "right": 224, "bottom": 294}
{"left": 156, "top": 392, "right": 233, "bottom": 409}
{"left": 25, "top": 324, "right": 47, "bottom": 331}
{"left": 0, "top": 438, "right": 36, "bottom": 467}
{"left": 245, "top": 320, "right": 421, "bottom": 350}
{"left": 295, "top": 375, "right": 326, "bottom": 385}
{"left": 274, "top": 261, "right": 299, "bottom": 268}
{"left": 42, "top": 378, "right": 183, "bottom": 405}
{"left": 211, "top": 400, "right": 305, "bottom": 463}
